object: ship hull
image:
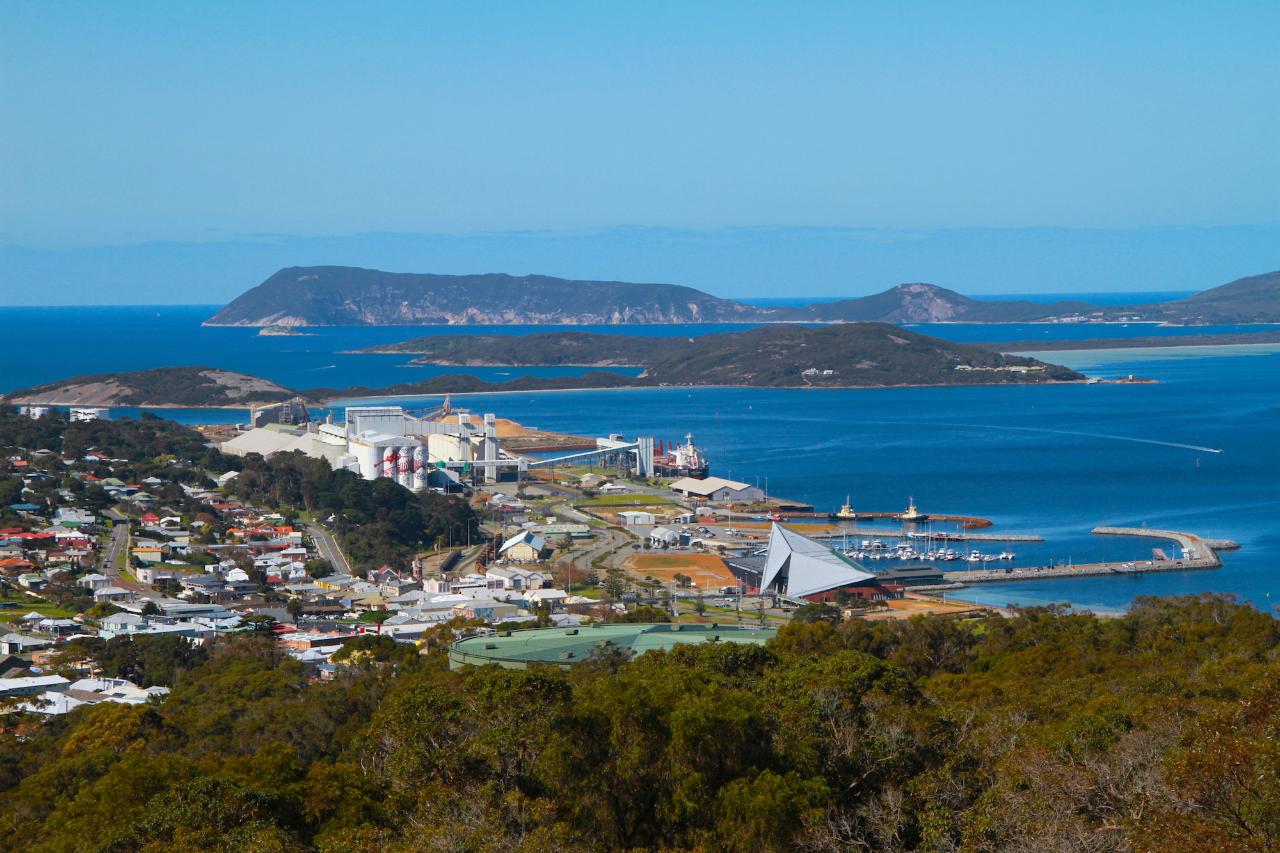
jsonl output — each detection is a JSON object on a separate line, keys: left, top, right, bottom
{"left": 654, "top": 462, "right": 710, "bottom": 478}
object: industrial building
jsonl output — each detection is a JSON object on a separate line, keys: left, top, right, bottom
{"left": 449, "top": 623, "right": 777, "bottom": 670}
{"left": 70, "top": 407, "right": 109, "bottom": 422}
{"left": 221, "top": 405, "right": 519, "bottom": 488}
{"left": 669, "top": 476, "right": 764, "bottom": 504}
{"left": 220, "top": 403, "right": 674, "bottom": 497}
{"left": 250, "top": 398, "right": 310, "bottom": 428}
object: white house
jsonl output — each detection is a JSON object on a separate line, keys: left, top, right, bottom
{"left": 0, "top": 633, "right": 51, "bottom": 655}
{"left": 526, "top": 588, "right": 570, "bottom": 610}
{"left": 484, "top": 565, "right": 550, "bottom": 591}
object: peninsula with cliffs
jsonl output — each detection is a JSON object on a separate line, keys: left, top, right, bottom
{"left": 206, "top": 266, "right": 1280, "bottom": 327}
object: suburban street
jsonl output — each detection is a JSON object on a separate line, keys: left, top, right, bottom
{"left": 307, "top": 524, "right": 353, "bottom": 576}
{"left": 99, "top": 515, "right": 159, "bottom": 600}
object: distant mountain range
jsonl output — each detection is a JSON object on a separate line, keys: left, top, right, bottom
{"left": 206, "top": 266, "right": 1280, "bottom": 327}
{"left": 4, "top": 324, "right": 1081, "bottom": 407}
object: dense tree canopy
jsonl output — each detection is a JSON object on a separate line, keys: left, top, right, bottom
{"left": 1, "top": 595, "right": 1278, "bottom": 851}
{"left": 228, "top": 451, "right": 477, "bottom": 569}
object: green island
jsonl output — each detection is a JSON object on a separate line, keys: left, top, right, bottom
{"left": 4, "top": 324, "right": 1083, "bottom": 408}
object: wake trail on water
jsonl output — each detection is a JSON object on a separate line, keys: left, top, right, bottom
{"left": 869, "top": 421, "right": 1224, "bottom": 454}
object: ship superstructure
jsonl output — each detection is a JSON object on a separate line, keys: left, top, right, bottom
{"left": 653, "top": 433, "right": 710, "bottom": 478}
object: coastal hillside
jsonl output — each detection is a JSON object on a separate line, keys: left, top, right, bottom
{"left": 205, "top": 266, "right": 766, "bottom": 326}
{"left": 207, "top": 266, "right": 1280, "bottom": 328}
{"left": 3, "top": 367, "right": 307, "bottom": 408}
{"left": 359, "top": 323, "right": 1083, "bottom": 388}
{"left": 366, "top": 331, "right": 694, "bottom": 365}
{"left": 780, "top": 283, "right": 1094, "bottom": 323}
{"left": 1129, "top": 270, "right": 1280, "bottom": 324}
{"left": 640, "top": 323, "right": 1082, "bottom": 386}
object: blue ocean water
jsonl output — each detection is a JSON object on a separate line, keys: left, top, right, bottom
{"left": 1, "top": 306, "right": 1276, "bottom": 614}
{"left": 2, "top": 305, "right": 1274, "bottom": 393}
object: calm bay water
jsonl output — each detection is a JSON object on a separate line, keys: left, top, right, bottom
{"left": 2, "top": 305, "right": 1276, "bottom": 613}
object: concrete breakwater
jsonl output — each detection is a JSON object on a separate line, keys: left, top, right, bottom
{"left": 945, "top": 526, "right": 1238, "bottom": 584}
{"left": 815, "top": 528, "right": 1044, "bottom": 543}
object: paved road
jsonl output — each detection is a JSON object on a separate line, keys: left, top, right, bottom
{"left": 101, "top": 521, "right": 128, "bottom": 573}
{"left": 307, "top": 525, "right": 353, "bottom": 577}
{"left": 553, "top": 525, "right": 631, "bottom": 588}
{"left": 100, "top": 520, "right": 160, "bottom": 600}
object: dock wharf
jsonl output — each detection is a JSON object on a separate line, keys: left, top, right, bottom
{"left": 944, "top": 526, "right": 1238, "bottom": 584}
{"left": 774, "top": 510, "right": 994, "bottom": 530}
{"left": 813, "top": 527, "right": 1043, "bottom": 543}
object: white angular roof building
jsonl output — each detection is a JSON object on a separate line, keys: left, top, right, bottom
{"left": 760, "top": 524, "right": 877, "bottom": 600}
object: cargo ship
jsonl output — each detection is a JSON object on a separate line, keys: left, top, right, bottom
{"left": 653, "top": 433, "right": 710, "bottom": 478}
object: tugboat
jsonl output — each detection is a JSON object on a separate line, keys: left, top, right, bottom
{"left": 900, "top": 496, "right": 928, "bottom": 523}
{"left": 831, "top": 496, "right": 858, "bottom": 520}
{"left": 652, "top": 433, "right": 711, "bottom": 478}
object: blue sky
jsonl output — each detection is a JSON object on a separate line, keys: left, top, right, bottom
{"left": 2, "top": 2, "right": 1277, "bottom": 301}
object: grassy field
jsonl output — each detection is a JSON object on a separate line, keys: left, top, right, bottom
{"left": 0, "top": 590, "right": 77, "bottom": 619}
{"left": 575, "top": 494, "right": 676, "bottom": 507}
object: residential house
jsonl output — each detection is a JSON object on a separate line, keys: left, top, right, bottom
{"left": 0, "top": 633, "right": 51, "bottom": 655}
{"left": 484, "top": 565, "right": 550, "bottom": 591}
{"left": 135, "top": 566, "right": 181, "bottom": 585}
{"left": 525, "top": 588, "right": 570, "bottom": 611}
{"left": 498, "top": 531, "right": 547, "bottom": 563}
{"left": 93, "top": 586, "right": 133, "bottom": 603}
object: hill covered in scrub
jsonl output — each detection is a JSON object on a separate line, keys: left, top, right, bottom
{"left": 362, "top": 323, "right": 1082, "bottom": 388}
{"left": 1, "top": 596, "right": 1277, "bottom": 851}
{"left": 638, "top": 323, "right": 1080, "bottom": 386}
{"left": 2, "top": 367, "right": 308, "bottom": 408}
{"left": 1132, "top": 269, "right": 1280, "bottom": 324}
{"left": 365, "top": 331, "right": 688, "bottom": 365}
{"left": 205, "top": 266, "right": 764, "bottom": 326}
{"left": 777, "top": 283, "right": 1095, "bottom": 323}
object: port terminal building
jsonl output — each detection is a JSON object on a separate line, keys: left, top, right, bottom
{"left": 728, "top": 524, "right": 907, "bottom": 603}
